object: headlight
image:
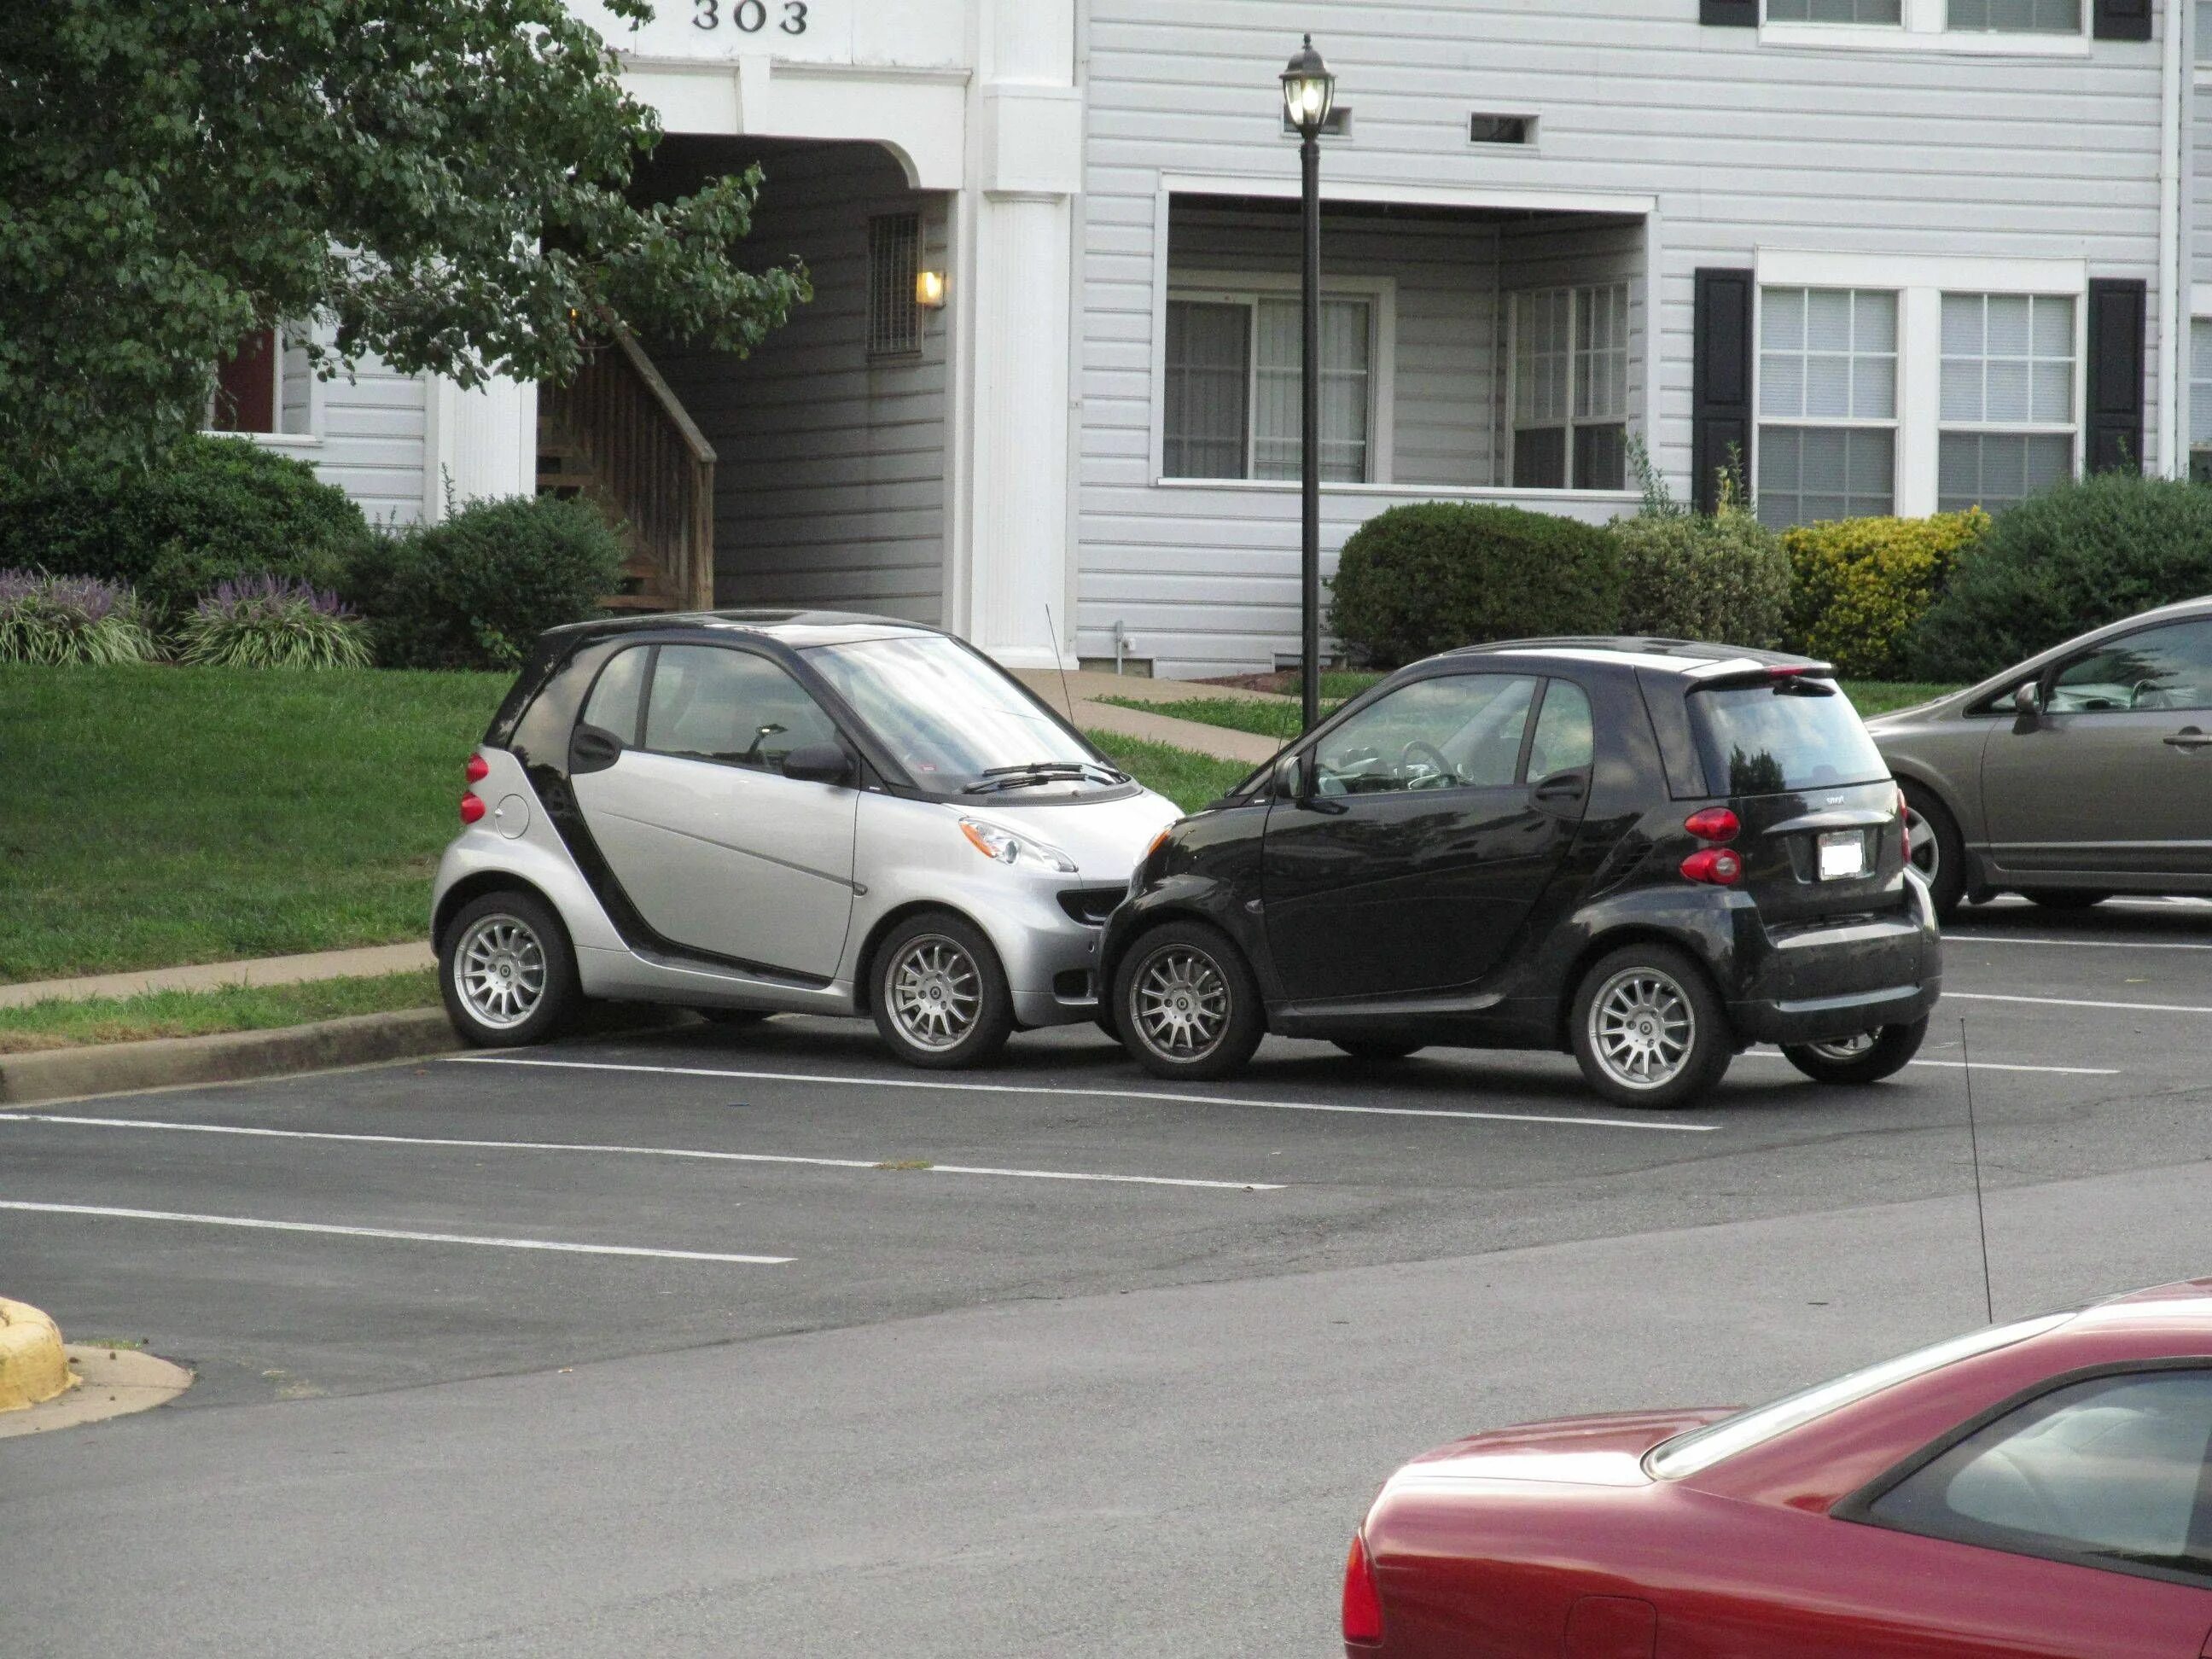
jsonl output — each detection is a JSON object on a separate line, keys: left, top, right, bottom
{"left": 959, "top": 817, "right": 1078, "bottom": 873}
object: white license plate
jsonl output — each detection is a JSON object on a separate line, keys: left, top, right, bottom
{"left": 1819, "top": 830, "right": 1867, "bottom": 881}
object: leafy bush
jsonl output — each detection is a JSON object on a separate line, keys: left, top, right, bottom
{"left": 1782, "top": 509, "right": 1989, "bottom": 679}
{"left": 176, "top": 575, "right": 374, "bottom": 670}
{"left": 0, "top": 435, "right": 369, "bottom": 624}
{"left": 1614, "top": 508, "right": 1791, "bottom": 649}
{"left": 346, "top": 493, "right": 624, "bottom": 670}
{"left": 0, "top": 570, "right": 161, "bottom": 666}
{"left": 1329, "top": 503, "right": 1623, "bottom": 667}
{"left": 1906, "top": 473, "right": 2212, "bottom": 683}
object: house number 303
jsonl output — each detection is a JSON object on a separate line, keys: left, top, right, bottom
{"left": 692, "top": 0, "right": 807, "bottom": 33}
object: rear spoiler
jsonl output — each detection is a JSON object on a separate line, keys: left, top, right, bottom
{"left": 1684, "top": 662, "right": 1839, "bottom": 695}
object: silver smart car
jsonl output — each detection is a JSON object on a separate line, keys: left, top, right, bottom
{"left": 431, "top": 611, "right": 1181, "bottom": 1068}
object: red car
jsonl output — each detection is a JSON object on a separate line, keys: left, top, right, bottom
{"left": 1344, "top": 1280, "right": 2212, "bottom": 1656}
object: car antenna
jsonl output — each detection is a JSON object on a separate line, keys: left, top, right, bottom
{"left": 1960, "top": 1018, "right": 1996, "bottom": 1325}
{"left": 1043, "top": 602, "right": 1077, "bottom": 721}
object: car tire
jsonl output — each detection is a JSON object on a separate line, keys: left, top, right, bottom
{"left": 1113, "top": 919, "right": 1266, "bottom": 1083}
{"left": 696, "top": 1008, "right": 773, "bottom": 1027}
{"left": 1569, "top": 943, "right": 1733, "bottom": 1110}
{"left": 2028, "top": 889, "right": 2110, "bottom": 911}
{"left": 1780, "top": 1019, "right": 1929, "bottom": 1086}
{"left": 1332, "top": 1039, "right": 1424, "bottom": 1062}
{"left": 1901, "top": 783, "right": 1965, "bottom": 923}
{"left": 439, "top": 889, "right": 579, "bottom": 1048}
{"left": 870, "top": 911, "right": 1015, "bottom": 1070}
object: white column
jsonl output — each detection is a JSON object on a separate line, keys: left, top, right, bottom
{"left": 954, "top": 0, "right": 1083, "bottom": 668}
{"left": 427, "top": 372, "right": 539, "bottom": 520}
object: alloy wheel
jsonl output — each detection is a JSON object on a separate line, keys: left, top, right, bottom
{"left": 1802, "top": 1033, "right": 1877, "bottom": 1063}
{"left": 1904, "top": 806, "right": 1941, "bottom": 887}
{"left": 1587, "top": 966, "right": 1697, "bottom": 1091}
{"left": 1131, "top": 944, "right": 1231, "bottom": 1062}
{"left": 887, "top": 935, "right": 981, "bottom": 1051}
{"left": 454, "top": 914, "right": 548, "bottom": 1030}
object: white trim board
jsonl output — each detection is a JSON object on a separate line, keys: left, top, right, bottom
{"left": 1755, "top": 250, "right": 2087, "bottom": 295}
{"left": 1156, "top": 173, "right": 1656, "bottom": 220}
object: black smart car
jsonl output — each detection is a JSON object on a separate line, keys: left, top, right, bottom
{"left": 1099, "top": 639, "right": 1942, "bottom": 1109}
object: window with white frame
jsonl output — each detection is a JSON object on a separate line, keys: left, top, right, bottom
{"left": 1767, "top": 0, "right": 1901, "bottom": 21}
{"left": 1163, "top": 288, "right": 1376, "bottom": 482}
{"left": 1947, "top": 0, "right": 2080, "bottom": 29}
{"left": 1511, "top": 283, "right": 1629, "bottom": 491}
{"left": 1938, "top": 293, "right": 2076, "bottom": 512}
{"left": 2190, "top": 319, "right": 2212, "bottom": 485}
{"left": 1757, "top": 287, "right": 1898, "bottom": 527}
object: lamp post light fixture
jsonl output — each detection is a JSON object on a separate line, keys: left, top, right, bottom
{"left": 1281, "top": 34, "right": 1335, "bottom": 733}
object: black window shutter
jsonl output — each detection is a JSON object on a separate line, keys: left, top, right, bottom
{"left": 1702, "top": 0, "right": 1759, "bottom": 24}
{"left": 2085, "top": 277, "right": 2146, "bottom": 474}
{"left": 1693, "top": 268, "right": 1755, "bottom": 515}
{"left": 2093, "top": 0, "right": 2152, "bottom": 42}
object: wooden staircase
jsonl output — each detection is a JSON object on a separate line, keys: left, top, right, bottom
{"left": 538, "top": 329, "right": 718, "bottom": 614}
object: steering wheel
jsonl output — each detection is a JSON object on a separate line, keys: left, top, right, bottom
{"left": 1400, "top": 739, "right": 1455, "bottom": 789}
{"left": 2132, "top": 680, "right": 2180, "bottom": 710}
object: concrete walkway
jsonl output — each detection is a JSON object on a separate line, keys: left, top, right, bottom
{"left": 1011, "top": 668, "right": 1288, "bottom": 766}
{"left": 0, "top": 942, "right": 435, "bottom": 1011}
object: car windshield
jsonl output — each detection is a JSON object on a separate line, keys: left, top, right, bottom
{"left": 1645, "top": 1313, "right": 2074, "bottom": 1480}
{"left": 802, "top": 634, "right": 1112, "bottom": 795}
{"left": 1689, "top": 678, "right": 1889, "bottom": 796}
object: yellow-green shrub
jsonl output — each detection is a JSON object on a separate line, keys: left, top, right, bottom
{"left": 1783, "top": 510, "right": 1989, "bottom": 679}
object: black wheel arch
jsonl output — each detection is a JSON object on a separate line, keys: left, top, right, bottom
{"left": 1553, "top": 924, "right": 1724, "bottom": 1051}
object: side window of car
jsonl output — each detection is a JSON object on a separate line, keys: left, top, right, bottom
{"left": 1526, "top": 680, "right": 1595, "bottom": 779}
{"left": 642, "top": 645, "right": 842, "bottom": 775}
{"left": 1312, "top": 675, "right": 1540, "bottom": 798}
{"left": 1865, "top": 1368, "right": 2212, "bottom": 1582}
{"left": 2047, "top": 621, "right": 2212, "bottom": 714}
{"left": 580, "top": 646, "right": 649, "bottom": 744}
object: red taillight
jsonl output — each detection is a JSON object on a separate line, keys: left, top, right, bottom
{"left": 1680, "top": 847, "right": 1743, "bottom": 887}
{"left": 465, "top": 753, "right": 491, "bottom": 784}
{"left": 1683, "top": 806, "right": 1740, "bottom": 843}
{"left": 1342, "top": 1532, "right": 1384, "bottom": 1646}
{"left": 459, "top": 791, "right": 486, "bottom": 825}
{"left": 1896, "top": 787, "right": 1909, "bottom": 820}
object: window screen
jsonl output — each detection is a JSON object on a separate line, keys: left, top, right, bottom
{"left": 1163, "top": 301, "right": 1250, "bottom": 480}
{"left": 867, "top": 213, "right": 922, "bottom": 358}
{"left": 1948, "top": 0, "right": 2081, "bottom": 30}
{"left": 1938, "top": 293, "right": 2076, "bottom": 513}
{"left": 1757, "top": 288, "right": 1899, "bottom": 527}
{"left": 1769, "top": 0, "right": 1902, "bottom": 19}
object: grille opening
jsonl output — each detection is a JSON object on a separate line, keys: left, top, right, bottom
{"left": 1052, "top": 969, "right": 1095, "bottom": 1002}
{"left": 867, "top": 213, "right": 922, "bottom": 358}
{"left": 1057, "top": 888, "right": 1123, "bottom": 926}
{"left": 1469, "top": 114, "right": 1535, "bottom": 146}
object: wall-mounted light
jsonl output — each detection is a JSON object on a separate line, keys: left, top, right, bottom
{"left": 915, "top": 269, "right": 947, "bottom": 309}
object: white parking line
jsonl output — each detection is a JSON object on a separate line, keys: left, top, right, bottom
{"left": 0, "top": 1115, "right": 1282, "bottom": 1192}
{"left": 444, "top": 1056, "right": 1721, "bottom": 1133}
{"left": 1947, "top": 991, "right": 2212, "bottom": 1016}
{"left": 1947, "top": 934, "right": 2212, "bottom": 953}
{"left": 0, "top": 1200, "right": 790, "bottom": 1264}
{"left": 1741, "top": 1049, "right": 2118, "bottom": 1078}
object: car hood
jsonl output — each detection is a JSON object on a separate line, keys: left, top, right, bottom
{"left": 1386, "top": 1408, "right": 1737, "bottom": 1491}
{"left": 959, "top": 787, "right": 1182, "bottom": 881}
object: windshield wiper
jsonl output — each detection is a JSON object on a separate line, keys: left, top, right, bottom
{"left": 963, "top": 761, "right": 1129, "bottom": 795}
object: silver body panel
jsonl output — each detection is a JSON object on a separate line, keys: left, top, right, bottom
{"left": 435, "top": 746, "right": 1181, "bottom": 1027}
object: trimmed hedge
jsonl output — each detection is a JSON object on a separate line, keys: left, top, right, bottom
{"left": 346, "top": 493, "right": 624, "bottom": 670}
{"left": 1783, "top": 509, "right": 1989, "bottom": 679}
{"left": 1329, "top": 503, "right": 1623, "bottom": 667}
{"left": 1614, "top": 508, "right": 1790, "bottom": 650}
{"left": 1906, "top": 473, "right": 2212, "bottom": 684}
{"left": 0, "top": 434, "right": 367, "bottom": 624}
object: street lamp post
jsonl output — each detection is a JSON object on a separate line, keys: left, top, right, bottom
{"left": 1281, "top": 36, "right": 1335, "bottom": 733}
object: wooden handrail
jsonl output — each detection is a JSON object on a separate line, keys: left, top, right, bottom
{"left": 540, "top": 329, "right": 717, "bottom": 612}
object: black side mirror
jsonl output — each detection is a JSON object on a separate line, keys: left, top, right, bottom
{"left": 783, "top": 742, "right": 856, "bottom": 786}
{"left": 2012, "top": 680, "right": 2043, "bottom": 733}
{"left": 570, "top": 723, "right": 624, "bottom": 776}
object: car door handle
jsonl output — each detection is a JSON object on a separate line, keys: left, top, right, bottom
{"left": 2164, "top": 728, "right": 2212, "bottom": 752}
{"left": 1532, "top": 771, "right": 1589, "bottom": 812}
{"left": 569, "top": 725, "right": 624, "bottom": 775}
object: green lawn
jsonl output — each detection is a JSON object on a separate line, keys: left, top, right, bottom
{"left": 0, "top": 665, "right": 1245, "bottom": 984}
{"left": 0, "top": 969, "right": 439, "bottom": 1053}
{"left": 1115, "top": 679, "right": 1965, "bottom": 742}
{"left": 0, "top": 666, "right": 509, "bottom": 982}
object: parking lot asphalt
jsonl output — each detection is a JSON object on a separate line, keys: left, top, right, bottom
{"left": 4, "top": 895, "right": 2212, "bottom": 1656}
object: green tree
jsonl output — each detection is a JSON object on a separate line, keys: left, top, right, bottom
{"left": 0, "top": 0, "right": 809, "bottom": 474}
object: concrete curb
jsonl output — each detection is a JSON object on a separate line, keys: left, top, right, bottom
{"left": 0, "top": 1008, "right": 461, "bottom": 1107}
{"left": 0, "top": 1298, "right": 77, "bottom": 1412}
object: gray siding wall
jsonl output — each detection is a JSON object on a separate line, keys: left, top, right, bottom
{"left": 655, "top": 143, "right": 949, "bottom": 623}
{"left": 1083, "top": 1, "right": 2169, "bottom": 677}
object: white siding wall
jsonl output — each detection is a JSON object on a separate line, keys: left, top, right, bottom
{"left": 653, "top": 143, "right": 950, "bottom": 623}
{"left": 1083, "top": 1, "right": 2169, "bottom": 676}
{"left": 314, "top": 357, "right": 430, "bottom": 527}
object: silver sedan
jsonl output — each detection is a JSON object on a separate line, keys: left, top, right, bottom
{"left": 1867, "top": 596, "right": 2212, "bottom": 919}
